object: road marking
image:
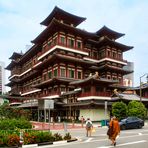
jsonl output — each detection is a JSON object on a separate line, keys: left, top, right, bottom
{"left": 84, "top": 138, "right": 93, "bottom": 142}
{"left": 97, "top": 140, "right": 147, "bottom": 148}
{"left": 139, "top": 133, "right": 142, "bottom": 135}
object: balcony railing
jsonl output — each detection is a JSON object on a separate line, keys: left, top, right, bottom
{"left": 79, "top": 91, "right": 112, "bottom": 98}
{"left": 40, "top": 91, "right": 61, "bottom": 98}
{"left": 38, "top": 42, "right": 88, "bottom": 59}
{"left": 87, "top": 55, "right": 127, "bottom": 63}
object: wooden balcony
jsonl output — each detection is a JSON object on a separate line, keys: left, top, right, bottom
{"left": 79, "top": 91, "right": 112, "bottom": 98}
{"left": 38, "top": 42, "right": 88, "bottom": 59}
{"left": 87, "top": 55, "right": 127, "bottom": 63}
{"left": 40, "top": 91, "right": 61, "bottom": 98}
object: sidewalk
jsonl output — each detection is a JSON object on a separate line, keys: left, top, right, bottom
{"left": 31, "top": 121, "right": 103, "bottom": 130}
{"left": 31, "top": 121, "right": 83, "bottom": 130}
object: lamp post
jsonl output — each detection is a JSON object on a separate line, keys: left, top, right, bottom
{"left": 140, "top": 73, "right": 148, "bottom": 102}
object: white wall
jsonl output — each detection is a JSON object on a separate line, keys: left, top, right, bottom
{"left": 79, "top": 108, "right": 110, "bottom": 121}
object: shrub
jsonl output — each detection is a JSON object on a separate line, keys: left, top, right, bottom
{"left": 0, "top": 119, "right": 32, "bottom": 130}
{"left": 7, "top": 134, "right": 20, "bottom": 147}
{"left": 53, "top": 133, "right": 63, "bottom": 141}
{"left": 112, "top": 101, "right": 127, "bottom": 120}
{"left": 63, "top": 132, "right": 71, "bottom": 140}
{"left": 127, "top": 101, "right": 147, "bottom": 119}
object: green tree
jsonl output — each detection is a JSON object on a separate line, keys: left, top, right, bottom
{"left": 127, "top": 100, "right": 147, "bottom": 119}
{"left": 112, "top": 101, "right": 127, "bottom": 120}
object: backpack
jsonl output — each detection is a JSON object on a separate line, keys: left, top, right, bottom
{"left": 86, "top": 121, "right": 92, "bottom": 128}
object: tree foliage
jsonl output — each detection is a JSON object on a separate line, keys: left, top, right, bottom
{"left": 112, "top": 101, "right": 127, "bottom": 120}
{"left": 0, "top": 103, "right": 31, "bottom": 120}
{"left": 127, "top": 100, "right": 147, "bottom": 119}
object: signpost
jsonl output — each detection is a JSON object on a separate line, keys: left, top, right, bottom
{"left": 104, "top": 101, "right": 108, "bottom": 125}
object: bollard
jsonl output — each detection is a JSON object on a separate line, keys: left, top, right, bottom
{"left": 53, "top": 121, "right": 55, "bottom": 128}
{"left": 63, "top": 122, "right": 67, "bottom": 133}
{"left": 19, "top": 130, "right": 24, "bottom": 147}
{"left": 72, "top": 119, "right": 75, "bottom": 128}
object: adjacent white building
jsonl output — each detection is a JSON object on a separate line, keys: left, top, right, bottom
{"left": 123, "top": 62, "right": 134, "bottom": 87}
{"left": 0, "top": 61, "right": 5, "bottom": 94}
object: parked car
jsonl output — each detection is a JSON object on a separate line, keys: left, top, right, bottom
{"left": 120, "top": 117, "right": 144, "bottom": 130}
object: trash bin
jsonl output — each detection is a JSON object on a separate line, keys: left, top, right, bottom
{"left": 101, "top": 120, "right": 105, "bottom": 126}
{"left": 101, "top": 120, "right": 108, "bottom": 126}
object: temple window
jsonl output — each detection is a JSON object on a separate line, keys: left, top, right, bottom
{"left": 112, "top": 52, "right": 116, "bottom": 58}
{"left": 84, "top": 87, "right": 90, "bottom": 92}
{"left": 61, "top": 87, "right": 66, "bottom": 92}
{"left": 113, "top": 77, "right": 117, "bottom": 80}
{"left": 77, "top": 70, "right": 82, "bottom": 79}
{"left": 68, "top": 38, "right": 74, "bottom": 48}
{"left": 53, "top": 37, "right": 57, "bottom": 45}
{"left": 107, "top": 75, "right": 111, "bottom": 79}
{"left": 54, "top": 68, "right": 58, "bottom": 77}
{"left": 43, "top": 74, "right": 47, "bottom": 81}
{"left": 107, "top": 50, "right": 111, "bottom": 57}
{"left": 48, "top": 41, "right": 52, "bottom": 47}
{"left": 68, "top": 68, "right": 75, "bottom": 78}
{"left": 77, "top": 40, "right": 82, "bottom": 49}
{"left": 48, "top": 71, "right": 52, "bottom": 79}
{"left": 60, "top": 67, "right": 66, "bottom": 77}
{"left": 60, "top": 36, "right": 65, "bottom": 45}
{"left": 93, "top": 51, "right": 97, "bottom": 59}
{"left": 96, "top": 86, "right": 103, "bottom": 92}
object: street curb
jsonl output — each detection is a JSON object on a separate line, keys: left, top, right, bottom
{"left": 22, "top": 138, "right": 77, "bottom": 147}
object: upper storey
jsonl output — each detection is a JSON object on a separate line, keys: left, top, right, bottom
{"left": 40, "top": 6, "right": 86, "bottom": 27}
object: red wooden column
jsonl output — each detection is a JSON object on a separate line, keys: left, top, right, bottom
{"left": 57, "top": 32, "right": 60, "bottom": 45}
{"left": 75, "top": 66, "right": 77, "bottom": 79}
{"left": 66, "top": 64, "right": 68, "bottom": 77}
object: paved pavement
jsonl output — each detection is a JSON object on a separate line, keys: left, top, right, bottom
{"left": 31, "top": 120, "right": 148, "bottom": 131}
{"left": 31, "top": 121, "right": 102, "bottom": 130}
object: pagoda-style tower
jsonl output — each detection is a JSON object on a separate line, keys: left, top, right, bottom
{"left": 6, "top": 6, "right": 133, "bottom": 121}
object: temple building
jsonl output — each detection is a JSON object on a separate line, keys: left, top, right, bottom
{"left": 6, "top": 6, "right": 134, "bottom": 121}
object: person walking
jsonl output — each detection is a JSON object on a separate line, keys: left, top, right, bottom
{"left": 81, "top": 116, "right": 85, "bottom": 127}
{"left": 85, "top": 118, "right": 93, "bottom": 137}
{"left": 108, "top": 116, "right": 120, "bottom": 146}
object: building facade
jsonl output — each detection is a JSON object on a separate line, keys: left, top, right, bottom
{"left": 6, "top": 7, "right": 133, "bottom": 121}
{"left": 0, "top": 61, "right": 5, "bottom": 94}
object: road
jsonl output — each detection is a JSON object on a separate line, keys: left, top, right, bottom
{"left": 38, "top": 125, "right": 148, "bottom": 148}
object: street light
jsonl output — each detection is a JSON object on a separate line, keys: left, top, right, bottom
{"left": 140, "top": 73, "right": 148, "bottom": 102}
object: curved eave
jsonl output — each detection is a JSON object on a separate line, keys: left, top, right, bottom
{"left": 18, "top": 45, "right": 41, "bottom": 64}
{"left": 5, "top": 81, "right": 15, "bottom": 87}
{"left": 70, "top": 76, "right": 118, "bottom": 86}
{"left": 19, "top": 70, "right": 39, "bottom": 83}
{"left": 5, "top": 61, "right": 17, "bottom": 70}
{"left": 96, "top": 26, "right": 125, "bottom": 40}
{"left": 33, "top": 54, "right": 56, "bottom": 70}
{"left": 55, "top": 54, "right": 96, "bottom": 66}
{"left": 109, "top": 84, "right": 130, "bottom": 90}
{"left": 32, "top": 19, "right": 97, "bottom": 44}
{"left": 98, "top": 37, "right": 133, "bottom": 52}
{"left": 34, "top": 54, "right": 96, "bottom": 70}
{"left": 9, "top": 52, "right": 23, "bottom": 60}
{"left": 97, "top": 65, "right": 134, "bottom": 74}
{"left": 33, "top": 77, "right": 74, "bottom": 89}
{"left": 63, "top": 100, "right": 112, "bottom": 107}
{"left": 40, "top": 6, "right": 86, "bottom": 27}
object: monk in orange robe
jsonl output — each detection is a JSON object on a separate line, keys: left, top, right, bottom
{"left": 109, "top": 116, "right": 120, "bottom": 146}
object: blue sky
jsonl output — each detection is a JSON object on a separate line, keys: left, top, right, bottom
{"left": 0, "top": 0, "right": 148, "bottom": 91}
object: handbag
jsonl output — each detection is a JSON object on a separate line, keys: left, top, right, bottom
{"left": 92, "top": 127, "right": 96, "bottom": 133}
